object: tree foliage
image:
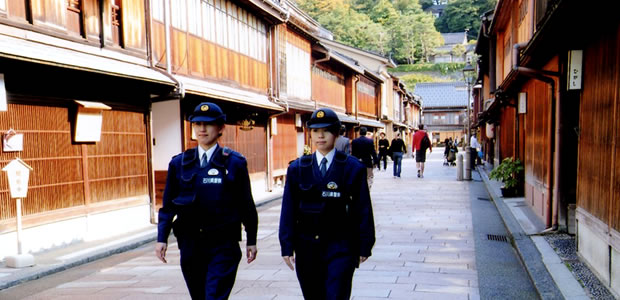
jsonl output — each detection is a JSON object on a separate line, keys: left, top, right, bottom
{"left": 434, "top": 0, "right": 497, "bottom": 40}
{"left": 295, "top": 0, "right": 444, "bottom": 64}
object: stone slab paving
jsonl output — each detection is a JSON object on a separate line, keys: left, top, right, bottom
{"left": 16, "top": 151, "right": 480, "bottom": 300}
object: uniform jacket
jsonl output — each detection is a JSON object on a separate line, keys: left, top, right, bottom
{"left": 157, "top": 145, "right": 258, "bottom": 245}
{"left": 351, "top": 137, "right": 377, "bottom": 168}
{"left": 279, "top": 151, "right": 375, "bottom": 258}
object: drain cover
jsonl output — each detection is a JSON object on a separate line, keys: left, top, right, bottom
{"left": 487, "top": 234, "right": 509, "bottom": 242}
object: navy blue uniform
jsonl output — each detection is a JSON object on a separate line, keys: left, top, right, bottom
{"left": 158, "top": 145, "right": 258, "bottom": 300}
{"left": 279, "top": 151, "right": 375, "bottom": 300}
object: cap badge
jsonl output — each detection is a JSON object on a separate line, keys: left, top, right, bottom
{"left": 327, "top": 182, "right": 338, "bottom": 190}
{"left": 208, "top": 168, "right": 219, "bottom": 176}
{"left": 201, "top": 105, "right": 209, "bottom": 111}
{"left": 317, "top": 111, "right": 325, "bottom": 118}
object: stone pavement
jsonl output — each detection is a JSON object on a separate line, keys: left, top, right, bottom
{"left": 2, "top": 151, "right": 483, "bottom": 299}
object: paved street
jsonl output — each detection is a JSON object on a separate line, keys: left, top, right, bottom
{"left": 1, "top": 150, "right": 532, "bottom": 300}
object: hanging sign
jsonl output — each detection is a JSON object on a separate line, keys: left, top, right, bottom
{"left": 518, "top": 93, "right": 527, "bottom": 114}
{"left": 567, "top": 50, "right": 583, "bottom": 90}
{"left": 2, "top": 158, "right": 33, "bottom": 198}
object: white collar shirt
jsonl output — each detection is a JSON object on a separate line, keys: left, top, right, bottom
{"left": 198, "top": 143, "right": 218, "bottom": 166}
{"left": 315, "top": 148, "right": 336, "bottom": 171}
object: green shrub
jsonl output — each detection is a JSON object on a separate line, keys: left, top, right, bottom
{"left": 489, "top": 157, "right": 524, "bottom": 189}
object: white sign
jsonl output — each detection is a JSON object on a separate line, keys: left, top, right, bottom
{"left": 568, "top": 50, "right": 583, "bottom": 90}
{"left": 0, "top": 74, "right": 7, "bottom": 111}
{"left": 2, "top": 158, "right": 33, "bottom": 198}
{"left": 518, "top": 93, "right": 527, "bottom": 114}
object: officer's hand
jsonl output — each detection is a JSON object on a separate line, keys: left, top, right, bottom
{"left": 247, "top": 245, "right": 258, "bottom": 263}
{"left": 359, "top": 256, "right": 369, "bottom": 264}
{"left": 282, "top": 256, "right": 295, "bottom": 271}
{"left": 155, "top": 242, "right": 167, "bottom": 263}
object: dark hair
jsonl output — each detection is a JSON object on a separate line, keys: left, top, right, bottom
{"left": 419, "top": 124, "right": 424, "bottom": 130}
{"left": 327, "top": 124, "right": 340, "bottom": 136}
{"left": 359, "top": 127, "right": 368, "bottom": 135}
{"left": 340, "top": 125, "right": 347, "bottom": 135}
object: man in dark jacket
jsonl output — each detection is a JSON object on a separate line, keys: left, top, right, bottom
{"left": 377, "top": 132, "right": 390, "bottom": 171}
{"left": 351, "top": 127, "right": 377, "bottom": 189}
{"left": 389, "top": 132, "right": 407, "bottom": 177}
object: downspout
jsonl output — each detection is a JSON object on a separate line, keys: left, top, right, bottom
{"left": 354, "top": 75, "right": 360, "bottom": 125}
{"left": 513, "top": 42, "right": 560, "bottom": 231}
{"left": 149, "top": 0, "right": 184, "bottom": 99}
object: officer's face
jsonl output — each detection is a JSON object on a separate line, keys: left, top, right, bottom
{"left": 193, "top": 122, "right": 224, "bottom": 148}
{"left": 310, "top": 128, "right": 336, "bottom": 155}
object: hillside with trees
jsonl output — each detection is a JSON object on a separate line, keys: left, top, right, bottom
{"left": 294, "top": 0, "right": 496, "bottom": 89}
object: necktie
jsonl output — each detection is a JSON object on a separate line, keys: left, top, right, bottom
{"left": 201, "top": 152, "right": 207, "bottom": 168}
{"left": 320, "top": 157, "right": 327, "bottom": 177}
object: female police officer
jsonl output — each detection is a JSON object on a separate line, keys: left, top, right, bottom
{"left": 279, "top": 108, "right": 375, "bottom": 300}
{"left": 155, "top": 102, "right": 258, "bottom": 300}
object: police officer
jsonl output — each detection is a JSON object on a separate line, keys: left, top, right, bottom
{"left": 155, "top": 102, "right": 258, "bottom": 300}
{"left": 279, "top": 108, "right": 376, "bottom": 300}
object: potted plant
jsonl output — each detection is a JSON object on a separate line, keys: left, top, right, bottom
{"left": 489, "top": 157, "right": 524, "bottom": 197}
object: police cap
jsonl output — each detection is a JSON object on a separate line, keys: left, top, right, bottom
{"left": 306, "top": 108, "right": 340, "bottom": 129}
{"left": 188, "top": 102, "right": 226, "bottom": 123}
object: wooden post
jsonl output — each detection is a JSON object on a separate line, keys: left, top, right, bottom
{"left": 15, "top": 198, "right": 23, "bottom": 255}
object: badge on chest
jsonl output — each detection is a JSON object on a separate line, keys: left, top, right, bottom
{"left": 203, "top": 168, "right": 223, "bottom": 184}
{"left": 321, "top": 181, "right": 341, "bottom": 198}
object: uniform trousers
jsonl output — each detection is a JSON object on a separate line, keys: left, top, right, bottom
{"left": 177, "top": 236, "right": 242, "bottom": 300}
{"left": 295, "top": 239, "right": 357, "bottom": 300}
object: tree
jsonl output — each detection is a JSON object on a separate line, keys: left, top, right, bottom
{"left": 451, "top": 44, "right": 466, "bottom": 61}
{"left": 434, "top": 0, "right": 497, "bottom": 39}
{"left": 392, "top": 12, "right": 443, "bottom": 63}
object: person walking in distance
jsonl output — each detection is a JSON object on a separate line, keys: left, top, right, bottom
{"left": 412, "top": 124, "right": 432, "bottom": 178}
{"left": 334, "top": 124, "right": 351, "bottom": 154}
{"left": 389, "top": 132, "right": 407, "bottom": 177}
{"left": 352, "top": 127, "right": 378, "bottom": 189}
{"left": 377, "top": 132, "right": 390, "bottom": 171}
{"left": 155, "top": 102, "right": 258, "bottom": 300}
{"left": 279, "top": 108, "right": 376, "bottom": 300}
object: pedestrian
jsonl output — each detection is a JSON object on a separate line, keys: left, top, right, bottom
{"left": 155, "top": 102, "right": 258, "bottom": 300}
{"left": 352, "top": 126, "right": 378, "bottom": 189}
{"left": 443, "top": 138, "right": 451, "bottom": 160}
{"left": 377, "top": 132, "right": 390, "bottom": 171}
{"left": 279, "top": 108, "right": 376, "bottom": 300}
{"left": 389, "top": 132, "right": 407, "bottom": 177}
{"left": 470, "top": 131, "right": 481, "bottom": 166}
{"left": 335, "top": 124, "right": 351, "bottom": 154}
{"left": 412, "top": 124, "right": 432, "bottom": 178}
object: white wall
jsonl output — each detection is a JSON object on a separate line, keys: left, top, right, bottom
{"left": 152, "top": 100, "right": 182, "bottom": 171}
{"left": 0, "top": 200, "right": 152, "bottom": 260}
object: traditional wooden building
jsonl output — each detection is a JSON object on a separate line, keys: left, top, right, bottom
{"left": 475, "top": 0, "right": 620, "bottom": 295}
{"left": 318, "top": 38, "right": 392, "bottom": 138}
{"left": 0, "top": 0, "right": 175, "bottom": 259}
{"left": 149, "top": 0, "right": 288, "bottom": 204}
{"left": 415, "top": 82, "right": 468, "bottom": 145}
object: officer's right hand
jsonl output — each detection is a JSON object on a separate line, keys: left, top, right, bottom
{"left": 155, "top": 242, "right": 167, "bottom": 263}
{"left": 282, "top": 256, "right": 295, "bottom": 271}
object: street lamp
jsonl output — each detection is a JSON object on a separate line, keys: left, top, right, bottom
{"left": 462, "top": 61, "right": 476, "bottom": 147}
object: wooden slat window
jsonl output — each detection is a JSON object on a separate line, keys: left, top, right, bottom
{"left": 312, "top": 65, "right": 345, "bottom": 109}
{"left": 357, "top": 78, "right": 377, "bottom": 116}
{"left": 86, "top": 110, "right": 148, "bottom": 203}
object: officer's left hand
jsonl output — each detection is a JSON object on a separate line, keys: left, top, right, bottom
{"left": 359, "top": 256, "right": 369, "bottom": 264}
{"left": 246, "top": 245, "right": 257, "bottom": 263}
